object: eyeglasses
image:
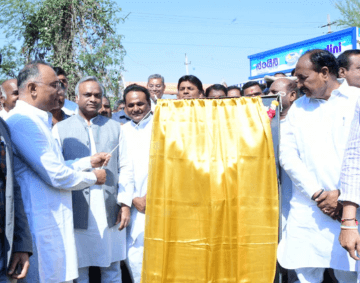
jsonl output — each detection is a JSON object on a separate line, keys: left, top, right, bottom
{"left": 33, "top": 81, "right": 65, "bottom": 90}
{"left": 59, "top": 78, "right": 68, "bottom": 86}
{"left": 274, "top": 91, "right": 287, "bottom": 97}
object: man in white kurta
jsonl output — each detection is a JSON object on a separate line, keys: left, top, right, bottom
{"left": 53, "top": 76, "right": 134, "bottom": 283}
{"left": 278, "top": 49, "right": 360, "bottom": 283}
{"left": 122, "top": 84, "right": 153, "bottom": 283}
{"left": 6, "top": 62, "right": 108, "bottom": 283}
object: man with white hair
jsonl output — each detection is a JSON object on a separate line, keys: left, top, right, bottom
{"left": 0, "top": 78, "right": 19, "bottom": 119}
{"left": 53, "top": 76, "right": 134, "bottom": 283}
{"left": 147, "top": 74, "right": 165, "bottom": 111}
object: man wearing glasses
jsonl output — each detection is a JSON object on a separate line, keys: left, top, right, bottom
{"left": 50, "top": 67, "right": 70, "bottom": 127}
{"left": 6, "top": 61, "right": 109, "bottom": 283}
{"left": 147, "top": 74, "right": 166, "bottom": 111}
{"left": 268, "top": 78, "right": 298, "bottom": 121}
{"left": 268, "top": 77, "right": 298, "bottom": 283}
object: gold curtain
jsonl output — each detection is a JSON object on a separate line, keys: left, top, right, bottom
{"left": 142, "top": 98, "right": 278, "bottom": 283}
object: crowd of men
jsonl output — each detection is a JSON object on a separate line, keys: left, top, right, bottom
{"left": 1, "top": 48, "right": 360, "bottom": 283}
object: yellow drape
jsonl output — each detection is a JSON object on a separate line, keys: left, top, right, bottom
{"left": 142, "top": 98, "right": 279, "bottom": 283}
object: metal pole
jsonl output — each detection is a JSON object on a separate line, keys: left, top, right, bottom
{"left": 185, "top": 53, "right": 191, "bottom": 75}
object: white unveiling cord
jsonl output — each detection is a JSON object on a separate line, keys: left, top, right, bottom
{"left": 100, "top": 110, "right": 152, "bottom": 169}
{"left": 134, "top": 110, "right": 152, "bottom": 129}
{"left": 100, "top": 143, "right": 120, "bottom": 169}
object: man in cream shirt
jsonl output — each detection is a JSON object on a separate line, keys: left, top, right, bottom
{"left": 122, "top": 84, "right": 153, "bottom": 283}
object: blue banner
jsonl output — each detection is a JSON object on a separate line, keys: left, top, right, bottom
{"left": 248, "top": 27, "right": 358, "bottom": 80}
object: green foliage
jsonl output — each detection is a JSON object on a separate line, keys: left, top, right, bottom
{"left": 335, "top": 0, "right": 360, "bottom": 27}
{"left": 0, "top": 44, "right": 25, "bottom": 78}
{"left": 0, "top": 0, "right": 126, "bottom": 99}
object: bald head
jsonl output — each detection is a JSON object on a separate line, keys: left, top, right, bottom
{"left": 270, "top": 78, "right": 296, "bottom": 93}
{"left": 269, "top": 78, "right": 297, "bottom": 119}
{"left": 17, "top": 62, "right": 60, "bottom": 111}
{"left": 1, "top": 78, "right": 19, "bottom": 112}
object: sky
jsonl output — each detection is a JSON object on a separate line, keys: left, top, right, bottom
{"left": 0, "top": 0, "right": 345, "bottom": 86}
{"left": 117, "top": 0, "right": 344, "bottom": 85}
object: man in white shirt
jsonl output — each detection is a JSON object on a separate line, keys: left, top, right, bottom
{"left": 338, "top": 98, "right": 360, "bottom": 282}
{"left": 269, "top": 78, "right": 298, "bottom": 229}
{"left": 6, "top": 61, "right": 109, "bottom": 283}
{"left": 0, "top": 78, "right": 19, "bottom": 119}
{"left": 53, "top": 76, "right": 134, "bottom": 283}
{"left": 278, "top": 49, "right": 360, "bottom": 283}
{"left": 337, "top": 50, "right": 360, "bottom": 88}
{"left": 122, "top": 84, "right": 153, "bottom": 283}
{"left": 147, "top": 74, "right": 165, "bottom": 111}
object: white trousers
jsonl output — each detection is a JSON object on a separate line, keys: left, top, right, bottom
{"left": 295, "top": 268, "right": 357, "bottom": 283}
{"left": 126, "top": 235, "right": 144, "bottom": 283}
{"left": 76, "top": 261, "right": 121, "bottom": 283}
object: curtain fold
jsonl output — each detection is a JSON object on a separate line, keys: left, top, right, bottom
{"left": 142, "top": 98, "right": 278, "bottom": 283}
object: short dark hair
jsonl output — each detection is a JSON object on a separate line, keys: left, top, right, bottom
{"left": 17, "top": 60, "right": 53, "bottom": 90}
{"left": 53, "top": 66, "right": 67, "bottom": 77}
{"left": 263, "top": 88, "right": 270, "bottom": 95}
{"left": 242, "top": 81, "right": 261, "bottom": 94}
{"left": 286, "top": 79, "right": 299, "bottom": 98}
{"left": 274, "top": 72, "right": 287, "bottom": 77}
{"left": 304, "top": 49, "right": 338, "bottom": 77}
{"left": 177, "top": 75, "right": 204, "bottom": 94}
{"left": 291, "top": 68, "right": 296, "bottom": 76}
{"left": 227, "top": 85, "right": 241, "bottom": 96}
{"left": 337, "top": 50, "right": 360, "bottom": 71}
{"left": 227, "top": 85, "right": 241, "bottom": 92}
{"left": 113, "top": 99, "right": 125, "bottom": 110}
{"left": 123, "top": 84, "right": 151, "bottom": 105}
{"left": 205, "top": 84, "right": 227, "bottom": 97}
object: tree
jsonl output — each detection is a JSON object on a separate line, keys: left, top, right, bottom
{"left": 335, "top": 0, "right": 360, "bottom": 27}
{"left": 0, "top": 0, "right": 126, "bottom": 99}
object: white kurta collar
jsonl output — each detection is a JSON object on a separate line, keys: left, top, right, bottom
{"left": 307, "top": 80, "right": 350, "bottom": 104}
{"left": 130, "top": 112, "right": 153, "bottom": 129}
{"left": 0, "top": 109, "right": 9, "bottom": 120}
{"left": 332, "top": 80, "right": 351, "bottom": 99}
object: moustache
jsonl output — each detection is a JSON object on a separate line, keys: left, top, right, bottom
{"left": 299, "top": 87, "right": 308, "bottom": 94}
{"left": 99, "top": 111, "right": 108, "bottom": 116}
